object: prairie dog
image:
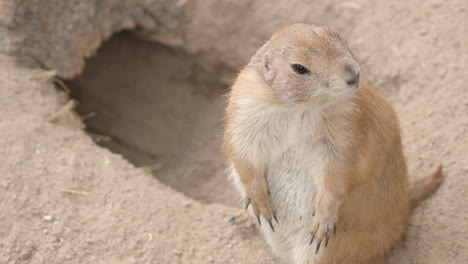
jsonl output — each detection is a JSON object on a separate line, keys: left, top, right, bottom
{"left": 223, "top": 24, "right": 442, "bottom": 264}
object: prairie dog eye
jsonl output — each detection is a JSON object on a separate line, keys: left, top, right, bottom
{"left": 292, "top": 64, "right": 310, "bottom": 75}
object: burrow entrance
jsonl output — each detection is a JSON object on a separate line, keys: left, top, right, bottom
{"left": 67, "top": 32, "right": 238, "bottom": 207}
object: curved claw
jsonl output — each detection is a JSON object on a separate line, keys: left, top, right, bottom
{"left": 309, "top": 232, "right": 316, "bottom": 245}
{"left": 315, "top": 239, "right": 322, "bottom": 254}
{"left": 245, "top": 198, "right": 251, "bottom": 210}
{"left": 273, "top": 211, "right": 279, "bottom": 223}
{"left": 325, "top": 234, "right": 330, "bottom": 248}
{"left": 268, "top": 219, "right": 275, "bottom": 232}
{"left": 256, "top": 214, "right": 262, "bottom": 226}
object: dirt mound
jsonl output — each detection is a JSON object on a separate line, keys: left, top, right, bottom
{"left": 1, "top": 0, "right": 467, "bottom": 263}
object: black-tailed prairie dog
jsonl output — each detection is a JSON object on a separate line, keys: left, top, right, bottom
{"left": 223, "top": 24, "right": 442, "bottom": 264}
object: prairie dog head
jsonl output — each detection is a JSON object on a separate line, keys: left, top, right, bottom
{"left": 249, "top": 24, "right": 360, "bottom": 104}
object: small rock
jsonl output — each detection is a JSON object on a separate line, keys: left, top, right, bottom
{"left": 183, "top": 201, "right": 192, "bottom": 208}
{"left": 43, "top": 215, "right": 54, "bottom": 222}
{"left": 418, "top": 28, "right": 429, "bottom": 36}
{"left": 173, "top": 250, "right": 182, "bottom": 256}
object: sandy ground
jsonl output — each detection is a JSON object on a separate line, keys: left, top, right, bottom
{"left": 1, "top": 0, "right": 467, "bottom": 263}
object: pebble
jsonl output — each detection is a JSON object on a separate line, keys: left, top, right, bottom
{"left": 43, "top": 215, "right": 54, "bottom": 222}
{"left": 418, "top": 28, "right": 429, "bottom": 36}
{"left": 183, "top": 201, "right": 192, "bottom": 208}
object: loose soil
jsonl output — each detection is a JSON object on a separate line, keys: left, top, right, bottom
{"left": 1, "top": 0, "right": 467, "bottom": 264}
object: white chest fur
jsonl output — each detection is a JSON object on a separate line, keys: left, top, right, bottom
{"left": 228, "top": 95, "right": 355, "bottom": 263}
{"left": 229, "top": 96, "right": 326, "bottom": 219}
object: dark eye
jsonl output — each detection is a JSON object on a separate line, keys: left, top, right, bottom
{"left": 292, "top": 64, "right": 310, "bottom": 75}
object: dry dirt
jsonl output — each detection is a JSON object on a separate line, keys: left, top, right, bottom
{"left": 1, "top": 0, "right": 467, "bottom": 264}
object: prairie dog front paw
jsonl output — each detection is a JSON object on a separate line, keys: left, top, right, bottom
{"left": 309, "top": 201, "right": 339, "bottom": 253}
{"left": 245, "top": 178, "right": 278, "bottom": 231}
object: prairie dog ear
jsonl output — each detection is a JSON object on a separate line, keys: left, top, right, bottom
{"left": 249, "top": 42, "right": 269, "bottom": 66}
{"left": 262, "top": 50, "right": 275, "bottom": 84}
{"left": 248, "top": 42, "right": 275, "bottom": 84}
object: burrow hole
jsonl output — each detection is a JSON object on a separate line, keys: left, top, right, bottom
{"left": 67, "top": 32, "right": 238, "bottom": 207}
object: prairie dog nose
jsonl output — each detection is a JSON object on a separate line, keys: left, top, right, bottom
{"left": 342, "top": 58, "right": 360, "bottom": 87}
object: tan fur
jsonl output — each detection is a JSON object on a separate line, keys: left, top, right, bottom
{"left": 409, "top": 165, "right": 443, "bottom": 208}
{"left": 223, "top": 24, "right": 442, "bottom": 264}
